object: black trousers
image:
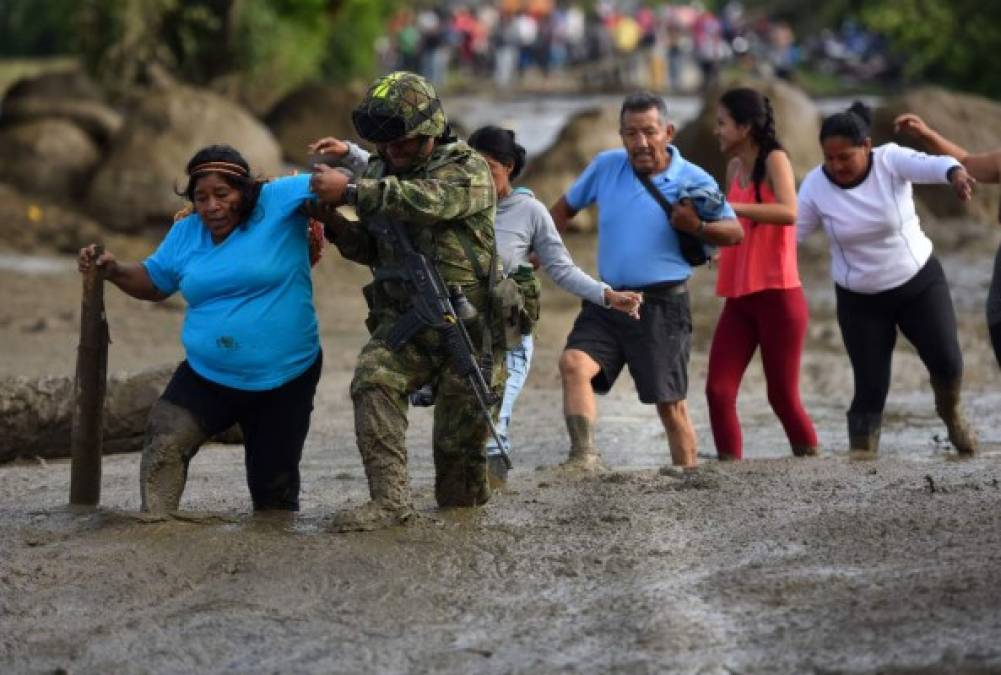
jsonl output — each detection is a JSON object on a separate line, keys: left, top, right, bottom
{"left": 836, "top": 257, "right": 962, "bottom": 417}
{"left": 161, "top": 351, "right": 323, "bottom": 510}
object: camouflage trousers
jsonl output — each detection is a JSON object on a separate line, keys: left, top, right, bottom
{"left": 350, "top": 318, "right": 506, "bottom": 509}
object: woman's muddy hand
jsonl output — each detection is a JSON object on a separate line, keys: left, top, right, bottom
{"left": 606, "top": 289, "right": 643, "bottom": 319}
{"left": 78, "top": 244, "right": 117, "bottom": 278}
{"left": 307, "top": 136, "right": 349, "bottom": 158}
{"left": 893, "top": 113, "right": 931, "bottom": 139}
{"left": 310, "top": 164, "right": 349, "bottom": 203}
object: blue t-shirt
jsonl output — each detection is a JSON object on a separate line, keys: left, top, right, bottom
{"left": 144, "top": 174, "right": 320, "bottom": 391}
{"left": 566, "top": 145, "right": 735, "bottom": 288}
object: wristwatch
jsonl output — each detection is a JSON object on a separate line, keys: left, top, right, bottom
{"left": 344, "top": 183, "right": 358, "bottom": 206}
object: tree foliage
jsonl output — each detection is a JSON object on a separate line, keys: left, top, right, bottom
{"left": 0, "top": 0, "right": 398, "bottom": 108}
{"left": 0, "top": 0, "right": 78, "bottom": 56}
{"left": 744, "top": 0, "right": 1001, "bottom": 99}
{"left": 858, "top": 0, "right": 999, "bottom": 99}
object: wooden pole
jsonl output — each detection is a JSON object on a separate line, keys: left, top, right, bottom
{"left": 70, "top": 245, "right": 109, "bottom": 506}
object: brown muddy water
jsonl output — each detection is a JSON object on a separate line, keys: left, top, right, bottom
{"left": 2, "top": 233, "right": 1001, "bottom": 674}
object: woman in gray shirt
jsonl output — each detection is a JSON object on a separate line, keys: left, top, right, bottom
{"left": 467, "top": 126, "right": 641, "bottom": 484}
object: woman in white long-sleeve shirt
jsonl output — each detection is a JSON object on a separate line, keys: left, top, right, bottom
{"left": 796, "top": 101, "right": 978, "bottom": 458}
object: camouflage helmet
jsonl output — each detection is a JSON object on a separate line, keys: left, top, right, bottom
{"left": 352, "top": 71, "right": 447, "bottom": 143}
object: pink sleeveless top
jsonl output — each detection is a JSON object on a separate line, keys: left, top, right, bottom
{"left": 715, "top": 174, "right": 801, "bottom": 298}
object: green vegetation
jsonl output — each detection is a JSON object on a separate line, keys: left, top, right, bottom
{"left": 0, "top": 0, "right": 399, "bottom": 109}
{"left": 1, "top": 0, "right": 998, "bottom": 102}
{"left": 745, "top": 0, "right": 1001, "bottom": 100}
{"left": 858, "top": 0, "right": 999, "bottom": 99}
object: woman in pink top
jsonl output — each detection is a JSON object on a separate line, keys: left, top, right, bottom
{"left": 706, "top": 87, "right": 818, "bottom": 460}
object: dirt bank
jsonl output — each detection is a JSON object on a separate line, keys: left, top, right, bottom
{"left": 1, "top": 233, "right": 1000, "bottom": 674}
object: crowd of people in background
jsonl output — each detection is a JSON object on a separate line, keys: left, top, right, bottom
{"left": 375, "top": 1, "right": 899, "bottom": 93}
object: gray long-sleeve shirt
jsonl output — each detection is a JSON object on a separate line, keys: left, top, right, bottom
{"left": 498, "top": 189, "right": 608, "bottom": 307}
{"left": 337, "top": 144, "right": 607, "bottom": 306}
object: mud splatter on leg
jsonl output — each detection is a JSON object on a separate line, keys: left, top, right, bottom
{"left": 139, "top": 399, "right": 208, "bottom": 512}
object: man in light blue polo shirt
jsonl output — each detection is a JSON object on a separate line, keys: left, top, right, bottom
{"left": 550, "top": 91, "right": 743, "bottom": 471}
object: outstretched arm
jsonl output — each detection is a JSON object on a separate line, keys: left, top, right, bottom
{"left": 530, "top": 205, "right": 641, "bottom": 317}
{"left": 307, "top": 136, "right": 371, "bottom": 177}
{"left": 78, "top": 244, "right": 166, "bottom": 302}
{"left": 895, "top": 113, "right": 1001, "bottom": 183}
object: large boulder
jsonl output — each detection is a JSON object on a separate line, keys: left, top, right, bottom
{"left": 872, "top": 87, "right": 1001, "bottom": 228}
{"left": 0, "top": 119, "right": 101, "bottom": 199}
{"left": 518, "top": 105, "right": 623, "bottom": 231}
{"left": 674, "top": 77, "right": 822, "bottom": 189}
{"left": 265, "top": 81, "right": 369, "bottom": 167}
{"left": 0, "top": 182, "right": 103, "bottom": 254}
{"left": 87, "top": 85, "right": 285, "bottom": 233}
{"left": 0, "top": 68, "right": 122, "bottom": 145}
{"left": 3, "top": 67, "right": 104, "bottom": 102}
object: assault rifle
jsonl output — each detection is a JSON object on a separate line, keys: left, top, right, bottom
{"left": 369, "top": 214, "right": 512, "bottom": 470}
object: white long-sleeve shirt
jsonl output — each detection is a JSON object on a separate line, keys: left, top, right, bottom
{"left": 797, "top": 143, "right": 960, "bottom": 293}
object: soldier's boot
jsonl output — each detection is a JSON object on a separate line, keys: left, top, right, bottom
{"left": 331, "top": 387, "right": 415, "bottom": 532}
{"left": 561, "top": 415, "right": 607, "bottom": 472}
{"left": 435, "top": 442, "right": 490, "bottom": 508}
{"left": 791, "top": 444, "right": 820, "bottom": 458}
{"left": 140, "top": 399, "right": 209, "bottom": 512}
{"left": 931, "top": 377, "right": 978, "bottom": 456}
{"left": 847, "top": 412, "right": 882, "bottom": 461}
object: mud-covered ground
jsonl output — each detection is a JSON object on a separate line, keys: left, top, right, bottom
{"left": 2, "top": 232, "right": 1001, "bottom": 674}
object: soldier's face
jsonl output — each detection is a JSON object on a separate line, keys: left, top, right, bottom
{"left": 620, "top": 107, "right": 673, "bottom": 175}
{"left": 377, "top": 135, "right": 434, "bottom": 172}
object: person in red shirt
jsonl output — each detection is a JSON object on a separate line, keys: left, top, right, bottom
{"left": 706, "top": 87, "right": 819, "bottom": 460}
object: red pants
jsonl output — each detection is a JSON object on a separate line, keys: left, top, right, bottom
{"left": 706, "top": 287, "right": 817, "bottom": 459}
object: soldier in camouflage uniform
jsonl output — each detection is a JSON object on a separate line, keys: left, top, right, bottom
{"left": 309, "top": 71, "right": 504, "bottom": 531}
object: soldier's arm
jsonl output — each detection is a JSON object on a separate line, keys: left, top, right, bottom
{"left": 330, "top": 221, "right": 378, "bottom": 266}
{"left": 355, "top": 160, "right": 494, "bottom": 227}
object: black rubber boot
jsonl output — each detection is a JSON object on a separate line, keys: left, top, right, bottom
{"left": 847, "top": 412, "right": 882, "bottom": 460}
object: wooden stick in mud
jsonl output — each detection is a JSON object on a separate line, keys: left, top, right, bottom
{"left": 70, "top": 244, "right": 110, "bottom": 506}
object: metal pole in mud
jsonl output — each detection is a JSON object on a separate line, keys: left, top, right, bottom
{"left": 70, "top": 244, "right": 109, "bottom": 506}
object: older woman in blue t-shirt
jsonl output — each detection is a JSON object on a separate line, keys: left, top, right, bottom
{"left": 77, "top": 145, "right": 322, "bottom": 513}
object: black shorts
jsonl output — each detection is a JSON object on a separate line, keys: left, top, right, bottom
{"left": 160, "top": 350, "right": 323, "bottom": 510}
{"left": 565, "top": 286, "right": 692, "bottom": 404}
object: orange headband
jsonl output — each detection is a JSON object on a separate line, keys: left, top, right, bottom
{"left": 189, "top": 161, "right": 249, "bottom": 178}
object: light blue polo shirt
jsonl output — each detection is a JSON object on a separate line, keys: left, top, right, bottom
{"left": 143, "top": 173, "right": 320, "bottom": 391}
{"left": 566, "top": 145, "right": 735, "bottom": 289}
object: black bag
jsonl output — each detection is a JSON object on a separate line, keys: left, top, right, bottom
{"left": 634, "top": 170, "right": 710, "bottom": 267}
